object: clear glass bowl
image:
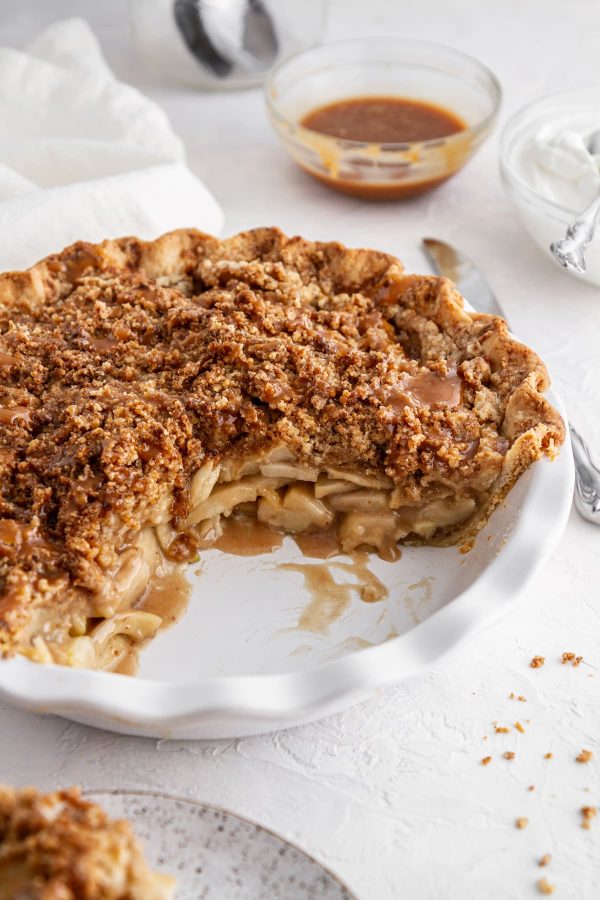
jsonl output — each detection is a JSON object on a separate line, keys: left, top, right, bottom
{"left": 265, "top": 37, "right": 501, "bottom": 200}
{"left": 500, "top": 86, "right": 600, "bottom": 286}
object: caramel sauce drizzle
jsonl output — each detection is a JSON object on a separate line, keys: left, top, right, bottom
{"left": 211, "top": 514, "right": 284, "bottom": 556}
{"left": 0, "top": 519, "right": 54, "bottom": 556}
{"left": 281, "top": 552, "right": 388, "bottom": 635}
{"left": 0, "top": 406, "right": 31, "bottom": 426}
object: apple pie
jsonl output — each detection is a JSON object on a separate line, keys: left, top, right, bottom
{"left": 0, "top": 785, "right": 174, "bottom": 899}
{"left": 0, "top": 228, "right": 564, "bottom": 671}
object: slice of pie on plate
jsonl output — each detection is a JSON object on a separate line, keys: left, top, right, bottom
{"left": 0, "top": 228, "right": 564, "bottom": 671}
{"left": 0, "top": 785, "right": 174, "bottom": 899}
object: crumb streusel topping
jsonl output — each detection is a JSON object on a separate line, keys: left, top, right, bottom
{"left": 0, "top": 785, "right": 173, "bottom": 899}
{"left": 0, "top": 228, "right": 565, "bottom": 658}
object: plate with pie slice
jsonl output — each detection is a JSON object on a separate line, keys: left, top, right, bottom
{"left": 85, "top": 789, "right": 355, "bottom": 899}
{"left": 0, "top": 229, "right": 573, "bottom": 737}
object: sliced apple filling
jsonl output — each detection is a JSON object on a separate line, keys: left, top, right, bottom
{"left": 23, "top": 446, "right": 482, "bottom": 672}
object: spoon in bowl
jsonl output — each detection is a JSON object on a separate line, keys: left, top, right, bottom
{"left": 550, "top": 127, "right": 600, "bottom": 273}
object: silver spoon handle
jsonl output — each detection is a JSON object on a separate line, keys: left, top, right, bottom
{"left": 569, "top": 424, "right": 600, "bottom": 524}
{"left": 550, "top": 192, "right": 600, "bottom": 273}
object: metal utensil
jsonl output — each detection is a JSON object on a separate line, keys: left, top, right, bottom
{"left": 422, "top": 237, "right": 600, "bottom": 525}
{"left": 550, "top": 192, "right": 600, "bottom": 274}
{"left": 549, "top": 127, "right": 600, "bottom": 274}
{"left": 174, "top": 0, "right": 278, "bottom": 79}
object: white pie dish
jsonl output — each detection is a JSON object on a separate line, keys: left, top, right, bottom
{"left": 0, "top": 385, "right": 572, "bottom": 739}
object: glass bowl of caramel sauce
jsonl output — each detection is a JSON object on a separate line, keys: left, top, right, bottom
{"left": 265, "top": 38, "right": 501, "bottom": 200}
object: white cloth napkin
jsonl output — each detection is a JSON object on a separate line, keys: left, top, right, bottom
{"left": 0, "top": 18, "right": 224, "bottom": 271}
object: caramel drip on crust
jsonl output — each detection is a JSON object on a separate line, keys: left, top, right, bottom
{"left": 0, "top": 406, "right": 30, "bottom": 425}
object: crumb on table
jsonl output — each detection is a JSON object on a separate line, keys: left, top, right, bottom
{"left": 576, "top": 749, "right": 593, "bottom": 764}
{"left": 504, "top": 751, "right": 516, "bottom": 760}
{"left": 537, "top": 877, "right": 555, "bottom": 895}
{"left": 481, "top": 756, "right": 492, "bottom": 766}
{"left": 561, "top": 652, "right": 583, "bottom": 667}
{"left": 515, "top": 722, "right": 525, "bottom": 734}
{"left": 527, "top": 785, "right": 535, "bottom": 791}
{"left": 495, "top": 725, "right": 510, "bottom": 734}
{"left": 516, "top": 817, "right": 529, "bottom": 829}
{"left": 538, "top": 854, "right": 551, "bottom": 867}
{"left": 530, "top": 656, "right": 545, "bottom": 668}
{"left": 581, "top": 806, "right": 597, "bottom": 830}
{"left": 544, "top": 752, "right": 553, "bottom": 760}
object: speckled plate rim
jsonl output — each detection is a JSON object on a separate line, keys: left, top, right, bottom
{"left": 84, "top": 788, "right": 358, "bottom": 899}
{"left": 0, "top": 388, "right": 573, "bottom": 737}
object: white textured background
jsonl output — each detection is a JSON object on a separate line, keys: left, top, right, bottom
{"left": 1, "top": 1, "right": 599, "bottom": 897}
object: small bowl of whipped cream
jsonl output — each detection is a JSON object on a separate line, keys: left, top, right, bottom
{"left": 500, "top": 86, "right": 600, "bottom": 285}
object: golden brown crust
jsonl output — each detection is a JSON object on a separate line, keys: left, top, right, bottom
{"left": 0, "top": 228, "right": 564, "bottom": 657}
{"left": 0, "top": 785, "right": 174, "bottom": 899}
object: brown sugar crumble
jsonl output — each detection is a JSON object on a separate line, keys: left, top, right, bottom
{"left": 530, "top": 656, "right": 545, "bottom": 668}
{"left": 581, "top": 806, "right": 597, "bottom": 830}
{"left": 516, "top": 817, "right": 529, "bottom": 829}
{"left": 504, "top": 751, "right": 516, "bottom": 760}
{"left": 537, "top": 877, "right": 555, "bottom": 895}
{"left": 481, "top": 756, "right": 492, "bottom": 766}
{"left": 538, "top": 854, "right": 551, "bottom": 867}
{"left": 576, "top": 749, "right": 593, "bottom": 764}
{"left": 515, "top": 722, "right": 525, "bottom": 734}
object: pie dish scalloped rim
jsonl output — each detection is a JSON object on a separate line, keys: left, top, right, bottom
{"left": 0, "top": 385, "right": 573, "bottom": 739}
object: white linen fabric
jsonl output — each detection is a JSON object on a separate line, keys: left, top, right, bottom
{"left": 0, "top": 17, "right": 223, "bottom": 270}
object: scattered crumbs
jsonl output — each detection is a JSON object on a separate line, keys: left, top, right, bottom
{"left": 530, "top": 656, "right": 545, "bottom": 668}
{"left": 544, "top": 752, "right": 553, "bottom": 760}
{"left": 515, "top": 722, "right": 525, "bottom": 734}
{"left": 516, "top": 817, "right": 529, "bottom": 829}
{"left": 481, "top": 756, "right": 492, "bottom": 766}
{"left": 495, "top": 726, "right": 510, "bottom": 734}
{"left": 504, "top": 751, "right": 516, "bottom": 760}
{"left": 576, "top": 749, "right": 593, "bottom": 764}
{"left": 483, "top": 735, "right": 488, "bottom": 741}
{"left": 518, "top": 695, "right": 527, "bottom": 702}
{"left": 561, "top": 651, "right": 583, "bottom": 667}
{"left": 537, "top": 877, "right": 555, "bottom": 895}
{"left": 581, "top": 806, "right": 597, "bottom": 830}
{"left": 528, "top": 785, "right": 536, "bottom": 792}
{"left": 509, "top": 692, "right": 515, "bottom": 699}
{"left": 538, "top": 854, "right": 551, "bottom": 867}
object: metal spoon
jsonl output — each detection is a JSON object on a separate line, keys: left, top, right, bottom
{"left": 550, "top": 127, "right": 600, "bottom": 273}
{"left": 570, "top": 425, "right": 600, "bottom": 524}
{"left": 174, "top": 0, "right": 278, "bottom": 80}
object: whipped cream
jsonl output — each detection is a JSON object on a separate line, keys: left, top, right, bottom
{"left": 517, "top": 114, "right": 600, "bottom": 211}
